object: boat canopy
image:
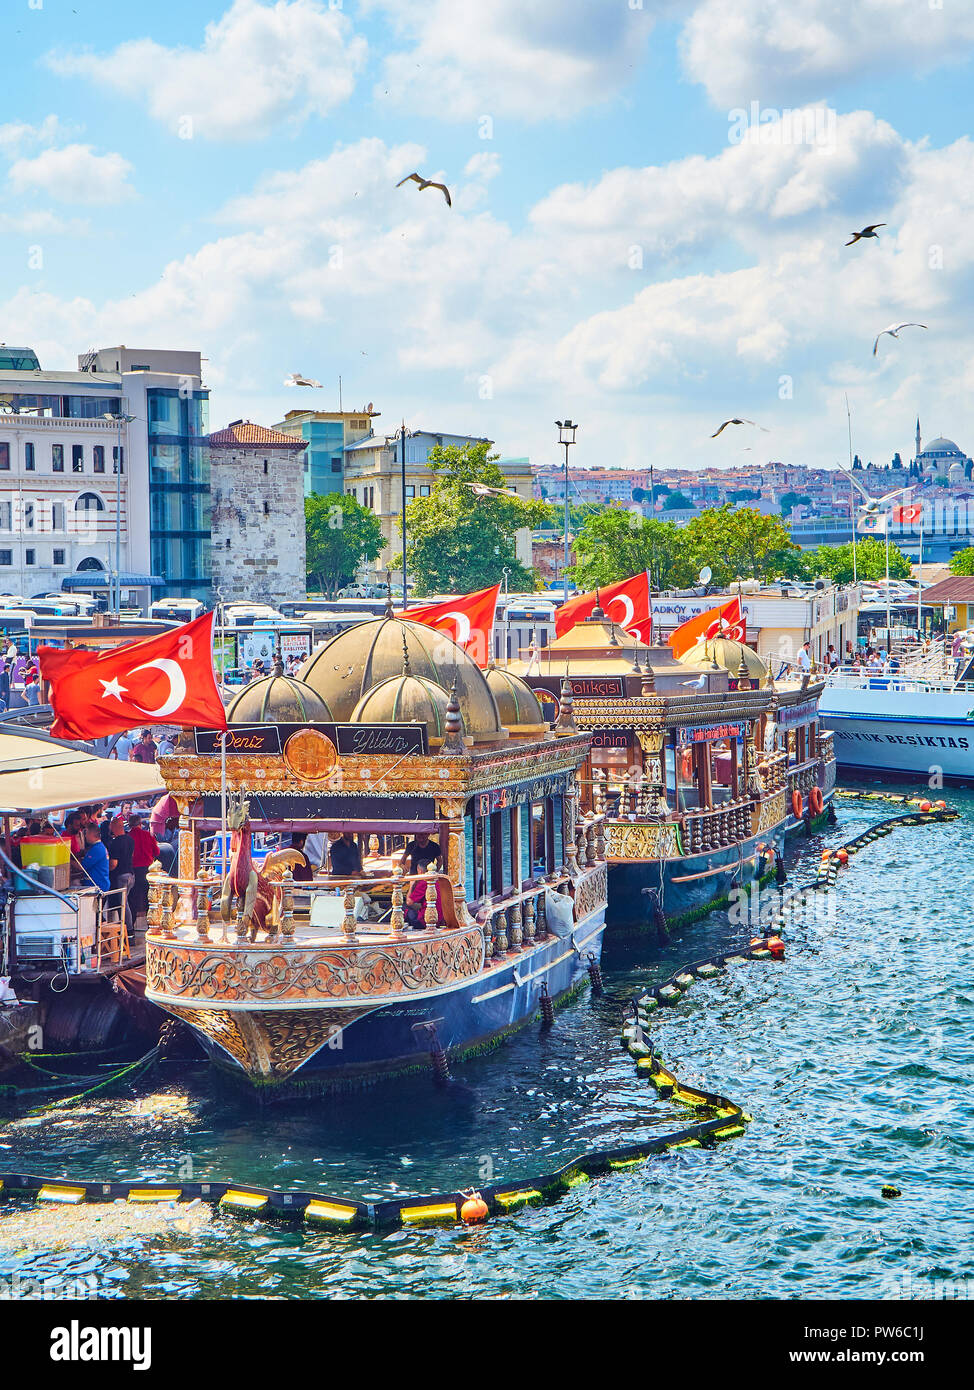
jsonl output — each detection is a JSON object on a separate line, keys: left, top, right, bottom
{"left": 0, "top": 731, "right": 164, "bottom": 815}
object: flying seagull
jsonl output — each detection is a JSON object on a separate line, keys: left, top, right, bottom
{"left": 462, "top": 481, "right": 520, "bottom": 499}
{"left": 711, "top": 418, "right": 769, "bottom": 438}
{"left": 846, "top": 223, "right": 886, "bottom": 246}
{"left": 284, "top": 372, "right": 322, "bottom": 388}
{"left": 396, "top": 172, "right": 452, "bottom": 207}
{"left": 872, "top": 322, "right": 928, "bottom": 356}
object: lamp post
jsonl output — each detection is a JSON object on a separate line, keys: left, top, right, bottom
{"left": 555, "top": 419, "right": 578, "bottom": 606}
{"left": 103, "top": 412, "right": 135, "bottom": 616}
{"left": 397, "top": 420, "right": 410, "bottom": 610}
{"left": 501, "top": 565, "right": 510, "bottom": 664}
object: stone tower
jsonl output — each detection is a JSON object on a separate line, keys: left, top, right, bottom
{"left": 207, "top": 420, "right": 307, "bottom": 606}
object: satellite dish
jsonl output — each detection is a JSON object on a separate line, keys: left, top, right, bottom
{"left": 698, "top": 566, "right": 712, "bottom": 584}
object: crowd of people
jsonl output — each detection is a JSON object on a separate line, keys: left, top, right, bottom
{"left": 0, "top": 636, "right": 41, "bottom": 712}
{"left": 108, "top": 727, "right": 176, "bottom": 762}
{"left": 6, "top": 800, "right": 177, "bottom": 927}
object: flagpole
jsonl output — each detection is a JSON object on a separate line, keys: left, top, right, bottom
{"left": 885, "top": 525, "right": 891, "bottom": 643}
{"left": 845, "top": 396, "right": 858, "bottom": 586}
{"left": 917, "top": 502, "right": 923, "bottom": 636}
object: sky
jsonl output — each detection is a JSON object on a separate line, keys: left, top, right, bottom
{"left": 2, "top": 0, "right": 974, "bottom": 476}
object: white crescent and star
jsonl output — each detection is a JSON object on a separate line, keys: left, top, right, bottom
{"left": 127, "top": 658, "right": 187, "bottom": 718}
{"left": 442, "top": 612, "right": 472, "bottom": 646}
{"left": 99, "top": 676, "right": 128, "bottom": 701}
{"left": 607, "top": 593, "right": 636, "bottom": 629}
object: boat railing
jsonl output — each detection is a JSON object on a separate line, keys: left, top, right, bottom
{"left": 679, "top": 799, "right": 754, "bottom": 854}
{"left": 826, "top": 672, "right": 974, "bottom": 695}
{"left": 757, "top": 750, "right": 788, "bottom": 791}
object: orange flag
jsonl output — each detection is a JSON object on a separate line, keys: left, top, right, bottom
{"left": 667, "top": 597, "right": 744, "bottom": 660}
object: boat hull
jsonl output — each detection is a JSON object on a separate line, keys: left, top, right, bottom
{"left": 151, "top": 909, "right": 606, "bottom": 1096}
{"left": 820, "top": 686, "right": 974, "bottom": 781}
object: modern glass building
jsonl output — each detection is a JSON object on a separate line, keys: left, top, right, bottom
{"left": 147, "top": 387, "right": 211, "bottom": 602}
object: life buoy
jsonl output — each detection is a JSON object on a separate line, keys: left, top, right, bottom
{"left": 792, "top": 789, "right": 803, "bottom": 819}
{"left": 810, "top": 786, "right": 824, "bottom": 815}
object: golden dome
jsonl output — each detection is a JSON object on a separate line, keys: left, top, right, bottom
{"left": 678, "top": 636, "right": 767, "bottom": 685}
{"left": 350, "top": 674, "right": 461, "bottom": 748}
{"left": 484, "top": 664, "right": 547, "bottom": 736}
{"left": 300, "top": 617, "right": 505, "bottom": 743}
{"left": 225, "top": 675, "right": 335, "bottom": 725}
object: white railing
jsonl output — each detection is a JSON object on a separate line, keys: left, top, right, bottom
{"left": 826, "top": 671, "right": 974, "bottom": 695}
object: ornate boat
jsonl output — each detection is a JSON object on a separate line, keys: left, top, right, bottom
{"left": 518, "top": 606, "right": 835, "bottom": 937}
{"left": 143, "top": 614, "right": 607, "bottom": 1096}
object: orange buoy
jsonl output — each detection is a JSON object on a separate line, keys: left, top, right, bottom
{"left": 810, "top": 786, "right": 824, "bottom": 815}
{"left": 934, "top": 799, "right": 947, "bottom": 809}
{"left": 766, "top": 935, "right": 785, "bottom": 958}
{"left": 792, "top": 790, "right": 803, "bottom": 819}
{"left": 836, "top": 848, "right": 849, "bottom": 864}
{"left": 460, "top": 1193, "right": 489, "bottom": 1225}
{"left": 919, "top": 800, "right": 932, "bottom": 812}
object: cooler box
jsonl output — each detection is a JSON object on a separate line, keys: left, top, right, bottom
{"left": 20, "top": 837, "right": 70, "bottom": 867}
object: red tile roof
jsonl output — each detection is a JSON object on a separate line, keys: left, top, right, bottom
{"left": 207, "top": 421, "right": 306, "bottom": 450}
{"left": 918, "top": 576, "right": 974, "bottom": 606}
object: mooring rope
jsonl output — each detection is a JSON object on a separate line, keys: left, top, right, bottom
{"left": 0, "top": 802, "right": 956, "bottom": 1230}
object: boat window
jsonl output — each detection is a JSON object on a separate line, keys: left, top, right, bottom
{"left": 519, "top": 802, "right": 531, "bottom": 884}
{"left": 530, "top": 802, "right": 550, "bottom": 877}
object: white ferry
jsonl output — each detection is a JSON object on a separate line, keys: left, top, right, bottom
{"left": 819, "top": 668, "right": 974, "bottom": 782}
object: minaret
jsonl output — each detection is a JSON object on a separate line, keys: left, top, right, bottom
{"left": 916, "top": 417, "right": 922, "bottom": 460}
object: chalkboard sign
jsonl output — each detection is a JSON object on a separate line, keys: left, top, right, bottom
{"left": 195, "top": 726, "right": 282, "bottom": 755}
{"left": 195, "top": 722, "right": 427, "bottom": 757}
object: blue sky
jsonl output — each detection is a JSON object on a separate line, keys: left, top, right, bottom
{"left": 3, "top": 0, "right": 974, "bottom": 474}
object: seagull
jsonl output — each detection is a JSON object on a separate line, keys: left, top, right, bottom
{"left": 284, "top": 373, "right": 322, "bottom": 388}
{"left": 711, "top": 418, "right": 769, "bottom": 438}
{"left": 462, "top": 481, "right": 519, "bottom": 499}
{"left": 396, "top": 172, "right": 452, "bottom": 207}
{"left": 681, "top": 673, "right": 708, "bottom": 689}
{"left": 872, "top": 322, "right": 928, "bottom": 356}
{"left": 846, "top": 223, "right": 886, "bottom": 246}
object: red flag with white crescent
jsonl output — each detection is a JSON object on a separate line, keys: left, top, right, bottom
{"left": 404, "top": 584, "right": 501, "bottom": 668}
{"left": 38, "top": 611, "right": 228, "bottom": 741}
{"left": 554, "top": 572, "right": 651, "bottom": 638}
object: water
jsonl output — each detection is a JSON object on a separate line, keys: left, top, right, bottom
{"left": 3, "top": 782, "right": 973, "bottom": 1300}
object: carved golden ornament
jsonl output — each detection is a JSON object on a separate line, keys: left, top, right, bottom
{"left": 604, "top": 821, "right": 679, "bottom": 861}
{"left": 636, "top": 732, "right": 664, "bottom": 753}
{"left": 283, "top": 727, "right": 339, "bottom": 781}
{"left": 162, "top": 1004, "right": 374, "bottom": 1078}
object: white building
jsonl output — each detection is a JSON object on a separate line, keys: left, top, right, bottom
{"left": 0, "top": 344, "right": 208, "bottom": 607}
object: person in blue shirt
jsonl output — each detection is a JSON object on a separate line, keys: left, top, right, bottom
{"left": 78, "top": 822, "right": 111, "bottom": 892}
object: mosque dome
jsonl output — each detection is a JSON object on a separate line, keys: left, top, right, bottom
{"left": 921, "top": 437, "right": 963, "bottom": 456}
{"left": 225, "top": 675, "right": 334, "bottom": 725}
{"left": 300, "top": 616, "right": 505, "bottom": 743}
{"left": 678, "top": 636, "right": 767, "bottom": 685}
{"left": 484, "top": 664, "right": 547, "bottom": 735}
{"left": 350, "top": 674, "right": 460, "bottom": 747}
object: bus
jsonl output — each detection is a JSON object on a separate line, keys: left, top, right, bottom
{"left": 150, "top": 597, "right": 207, "bottom": 626}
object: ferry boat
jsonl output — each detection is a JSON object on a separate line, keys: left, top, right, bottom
{"left": 517, "top": 605, "right": 835, "bottom": 936}
{"left": 143, "top": 611, "right": 607, "bottom": 1095}
{"left": 819, "top": 666, "right": 974, "bottom": 782}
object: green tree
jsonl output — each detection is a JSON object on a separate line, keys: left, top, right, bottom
{"left": 680, "top": 506, "right": 801, "bottom": 584}
{"left": 305, "top": 492, "right": 386, "bottom": 597}
{"left": 812, "top": 538, "right": 911, "bottom": 584}
{"left": 631, "top": 486, "right": 646, "bottom": 502}
{"left": 949, "top": 547, "right": 974, "bottom": 575}
{"left": 662, "top": 490, "right": 693, "bottom": 510}
{"left": 779, "top": 491, "right": 812, "bottom": 518}
{"left": 728, "top": 487, "right": 762, "bottom": 504}
{"left": 568, "top": 511, "right": 694, "bottom": 591}
{"left": 403, "top": 440, "right": 548, "bottom": 595}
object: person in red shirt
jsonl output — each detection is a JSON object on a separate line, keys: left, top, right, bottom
{"left": 127, "top": 813, "right": 159, "bottom": 918}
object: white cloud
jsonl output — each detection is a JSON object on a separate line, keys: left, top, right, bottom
{"left": 367, "top": 0, "right": 659, "bottom": 120}
{"left": 7, "top": 144, "right": 135, "bottom": 204}
{"left": 0, "top": 115, "right": 67, "bottom": 156}
{"left": 46, "top": 0, "right": 367, "bottom": 141}
{"left": 682, "top": 0, "right": 974, "bottom": 107}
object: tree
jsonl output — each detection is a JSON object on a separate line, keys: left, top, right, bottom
{"left": 680, "top": 506, "right": 801, "bottom": 585}
{"left": 662, "top": 490, "right": 693, "bottom": 510}
{"left": 949, "top": 547, "right": 974, "bottom": 575}
{"left": 779, "top": 491, "right": 812, "bottom": 518}
{"left": 891, "top": 453, "right": 903, "bottom": 468}
{"left": 403, "top": 440, "right": 548, "bottom": 595}
{"left": 568, "top": 511, "right": 694, "bottom": 591}
{"left": 305, "top": 492, "right": 385, "bottom": 597}
{"left": 812, "top": 538, "right": 911, "bottom": 584}
{"left": 728, "top": 487, "right": 761, "bottom": 504}
{"left": 631, "top": 486, "right": 646, "bottom": 503}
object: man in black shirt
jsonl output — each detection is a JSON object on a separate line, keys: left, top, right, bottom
{"left": 399, "top": 832, "right": 442, "bottom": 876}
{"left": 107, "top": 815, "right": 136, "bottom": 929}
{"left": 328, "top": 832, "right": 362, "bottom": 878}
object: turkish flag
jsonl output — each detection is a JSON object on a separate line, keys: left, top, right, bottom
{"left": 554, "top": 572, "right": 651, "bottom": 639}
{"left": 668, "top": 597, "right": 744, "bottom": 659}
{"left": 38, "top": 611, "right": 228, "bottom": 741}
{"left": 404, "top": 584, "right": 501, "bottom": 668}
{"left": 892, "top": 503, "right": 923, "bottom": 524}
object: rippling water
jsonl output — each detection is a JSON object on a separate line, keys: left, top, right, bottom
{"left": 3, "top": 783, "right": 973, "bottom": 1300}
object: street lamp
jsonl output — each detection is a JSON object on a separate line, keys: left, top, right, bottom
{"left": 501, "top": 565, "right": 510, "bottom": 664}
{"left": 103, "top": 412, "right": 135, "bottom": 617}
{"left": 555, "top": 419, "right": 578, "bottom": 606}
{"left": 395, "top": 420, "right": 411, "bottom": 609}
